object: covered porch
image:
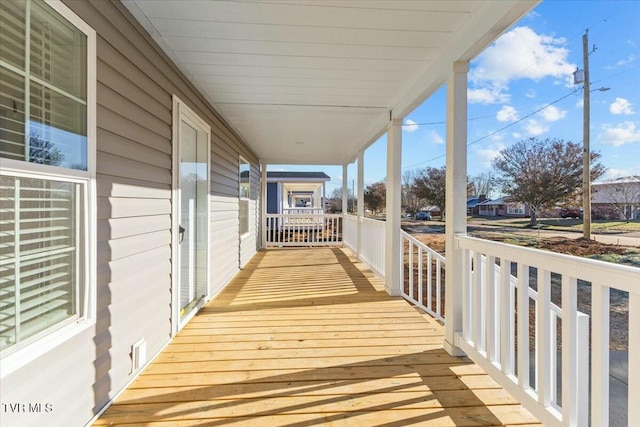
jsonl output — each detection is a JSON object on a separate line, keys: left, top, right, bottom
{"left": 95, "top": 248, "right": 539, "bottom": 426}
{"left": 115, "top": 1, "right": 638, "bottom": 426}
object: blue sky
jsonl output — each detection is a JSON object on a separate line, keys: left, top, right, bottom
{"left": 270, "top": 0, "right": 640, "bottom": 196}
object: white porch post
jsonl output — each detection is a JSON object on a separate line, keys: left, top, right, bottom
{"left": 356, "top": 150, "right": 364, "bottom": 255}
{"left": 322, "top": 182, "right": 326, "bottom": 211}
{"left": 385, "top": 118, "right": 402, "bottom": 295}
{"left": 342, "top": 164, "right": 348, "bottom": 214}
{"left": 443, "top": 61, "right": 469, "bottom": 357}
{"left": 260, "top": 163, "right": 267, "bottom": 249}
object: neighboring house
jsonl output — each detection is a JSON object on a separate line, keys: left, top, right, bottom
{"left": 467, "top": 195, "right": 488, "bottom": 215}
{"left": 266, "top": 171, "right": 331, "bottom": 215}
{"left": 478, "top": 197, "right": 529, "bottom": 217}
{"left": 592, "top": 176, "right": 640, "bottom": 221}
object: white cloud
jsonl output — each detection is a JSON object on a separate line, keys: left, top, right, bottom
{"left": 403, "top": 119, "right": 419, "bottom": 132}
{"left": 468, "top": 87, "right": 510, "bottom": 105}
{"left": 616, "top": 54, "right": 636, "bottom": 67}
{"left": 426, "top": 129, "right": 444, "bottom": 145}
{"left": 496, "top": 105, "right": 519, "bottom": 122}
{"left": 610, "top": 98, "right": 635, "bottom": 115}
{"left": 576, "top": 99, "right": 584, "bottom": 109}
{"left": 512, "top": 132, "right": 522, "bottom": 139}
{"left": 541, "top": 105, "right": 567, "bottom": 122}
{"left": 523, "top": 119, "right": 549, "bottom": 136}
{"left": 599, "top": 121, "right": 640, "bottom": 147}
{"left": 474, "top": 142, "right": 506, "bottom": 168}
{"left": 525, "top": 89, "right": 537, "bottom": 98}
{"left": 602, "top": 168, "right": 633, "bottom": 180}
{"left": 470, "top": 26, "right": 576, "bottom": 85}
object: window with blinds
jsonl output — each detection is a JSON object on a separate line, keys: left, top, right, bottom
{"left": 0, "top": 0, "right": 92, "bottom": 357}
{"left": 0, "top": 175, "right": 83, "bottom": 353}
{"left": 0, "top": 0, "right": 88, "bottom": 170}
{"left": 239, "top": 158, "right": 250, "bottom": 236}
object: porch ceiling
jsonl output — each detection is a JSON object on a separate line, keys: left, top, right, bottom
{"left": 123, "top": 0, "right": 538, "bottom": 165}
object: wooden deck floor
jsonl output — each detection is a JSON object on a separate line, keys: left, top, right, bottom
{"left": 95, "top": 248, "right": 540, "bottom": 426}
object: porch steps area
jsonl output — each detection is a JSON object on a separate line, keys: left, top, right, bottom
{"left": 94, "top": 248, "right": 540, "bottom": 426}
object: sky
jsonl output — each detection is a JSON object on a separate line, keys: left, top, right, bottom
{"left": 269, "top": 0, "right": 640, "bottom": 197}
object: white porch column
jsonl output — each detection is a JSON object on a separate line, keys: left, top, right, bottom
{"left": 443, "top": 61, "right": 469, "bottom": 357}
{"left": 322, "top": 182, "right": 326, "bottom": 211}
{"left": 260, "top": 163, "right": 267, "bottom": 249}
{"left": 342, "top": 164, "right": 348, "bottom": 214}
{"left": 385, "top": 118, "right": 402, "bottom": 296}
{"left": 356, "top": 150, "right": 365, "bottom": 254}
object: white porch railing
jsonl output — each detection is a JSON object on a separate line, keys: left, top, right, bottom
{"left": 401, "top": 231, "right": 446, "bottom": 321}
{"left": 359, "top": 217, "right": 385, "bottom": 277}
{"left": 342, "top": 214, "right": 357, "bottom": 252}
{"left": 456, "top": 235, "right": 639, "bottom": 427}
{"left": 342, "top": 215, "right": 385, "bottom": 278}
{"left": 265, "top": 213, "right": 342, "bottom": 247}
{"left": 282, "top": 207, "right": 325, "bottom": 215}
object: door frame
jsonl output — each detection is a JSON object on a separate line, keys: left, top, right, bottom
{"left": 171, "top": 95, "right": 212, "bottom": 336}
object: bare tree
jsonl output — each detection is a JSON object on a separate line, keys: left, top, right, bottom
{"left": 402, "top": 169, "right": 425, "bottom": 215}
{"left": 493, "top": 137, "right": 606, "bottom": 226}
{"left": 29, "top": 134, "right": 64, "bottom": 166}
{"left": 364, "top": 181, "right": 386, "bottom": 215}
{"left": 595, "top": 179, "right": 640, "bottom": 222}
{"left": 469, "top": 172, "right": 495, "bottom": 198}
{"left": 327, "top": 187, "right": 356, "bottom": 213}
{"left": 413, "top": 166, "right": 446, "bottom": 219}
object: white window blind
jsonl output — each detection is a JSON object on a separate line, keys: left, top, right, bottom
{"left": 0, "top": 0, "right": 88, "bottom": 170}
{"left": 0, "top": 0, "right": 93, "bottom": 357}
{"left": 0, "top": 174, "right": 83, "bottom": 353}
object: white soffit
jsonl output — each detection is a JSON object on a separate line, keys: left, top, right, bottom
{"left": 123, "top": 0, "right": 539, "bottom": 165}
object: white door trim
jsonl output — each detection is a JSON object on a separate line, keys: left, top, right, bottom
{"left": 171, "top": 95, "right": 211, "bottom": 336}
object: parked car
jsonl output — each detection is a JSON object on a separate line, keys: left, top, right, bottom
{"left": 560, "top": 208, "right": 581, "bottom": 219}
{"left": 415, "top": 211, "right": 432, "bottom": 220}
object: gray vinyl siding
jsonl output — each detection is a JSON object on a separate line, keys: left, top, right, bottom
{"left": 0, "top": 1, "right": 259, "bottom": 426}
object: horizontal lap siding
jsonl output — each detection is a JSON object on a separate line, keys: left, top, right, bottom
{"left": 0, "top": 1, "right": 260, "bottom": 426}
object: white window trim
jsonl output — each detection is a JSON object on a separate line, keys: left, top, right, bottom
{"left": 239, "top": 156, "right": 251, "bottom": 239}
{"left": 0, "top": 0, "right": 97, "bottom": 377}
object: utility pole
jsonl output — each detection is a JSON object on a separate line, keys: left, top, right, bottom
{"left": 582, "top": 30, "right": 592, "bottom": 240}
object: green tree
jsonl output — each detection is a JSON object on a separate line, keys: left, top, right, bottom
{"left": 493, "top": 137, "right": 606, "bottom": 226}
{"left": 364, "top": 181, "right": 386, "bottom": 215}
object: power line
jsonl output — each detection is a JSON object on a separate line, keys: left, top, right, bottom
{"left": 401, "top": 114, "right": 496, "bottom": 127}
{"left": 402, "top": 88, "right": 582, "bottom": 170}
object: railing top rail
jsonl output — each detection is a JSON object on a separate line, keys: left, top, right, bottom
{"left": 266, "top": 213, "right": 342, "bottom": 218}
{"left": 360, "top": 216, "right": 385, "bottom": 226}
{"left": 401, "top": 230, "right": 446, "bottom": 263}
{"left": 457, "top": 235, "right": 640, "bottom": 294}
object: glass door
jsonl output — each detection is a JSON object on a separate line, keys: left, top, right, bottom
{"left": 176, "top": 107, "right": 209, "bottom": 324}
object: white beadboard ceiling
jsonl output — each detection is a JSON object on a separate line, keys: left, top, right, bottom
{"left": 123, "top": 0, "right": 538, "bottom": 165}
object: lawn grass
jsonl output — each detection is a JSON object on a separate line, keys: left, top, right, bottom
{"left": 474, "top": 217, "right": 640, "bottom": 233}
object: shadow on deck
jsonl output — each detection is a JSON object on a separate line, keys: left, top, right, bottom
{"left": 94, "top": 248, "right": 540, "bottom": 426}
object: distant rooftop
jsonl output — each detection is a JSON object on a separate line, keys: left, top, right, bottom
{"left": 267, "top": 172, "right": 331, "bottom": 181}
{"left": 594, "top": 175, "right": 640, "bottom": 185}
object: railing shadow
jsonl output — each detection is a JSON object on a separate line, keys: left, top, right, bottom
{"left": 95, "top": 349, "right": 514, "bottom": 426}
{"left": 94, "top": 247, "right": 536, "bottom": 426}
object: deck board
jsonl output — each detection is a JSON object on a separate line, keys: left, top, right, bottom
{"left": 95, "top": 247, "right": 540, "bottom": 426}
